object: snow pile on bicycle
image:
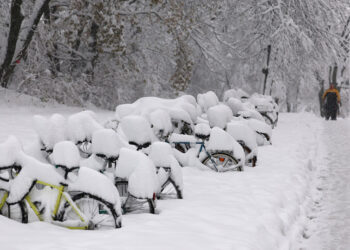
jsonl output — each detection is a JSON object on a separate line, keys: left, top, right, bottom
{"left": 0, "top": 89, "right": 280, "bottom": 231}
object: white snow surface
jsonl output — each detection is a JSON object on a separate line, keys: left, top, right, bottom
{"left": 223, "top": 88, "right": 250, "bottom": 102}
{"left": 226, "top": 121, "right": 258, "bottom": 151}
{"left": 0, "top": 95, "right": 337, "bottom": 250}
{"left": 206, "top": 104, "right": 233, "bottom": 129}
{"left": 249, "top": 93, "right": 276, "bottom": 112}
{"left": 67, "top": 110, "right": 103, "bottom": 143}
{"left": 118, "top": 115, "right": 153, "bottom": 145}
{"left": 149, "top": 142, "right": 174, "bottom": 168}
{"left": 0, "top": 136, "right": 23, "bottom": 168}
{"left": 194, "top": 123, "right": 211, "bottom": 137}
{"left": 148, "top": 109, "right": 173, "bottom": 137}
{"left": 116, "top": 148, "right": 158, "bottom": 198}
{"left": 7, "top": 152, "right": 65, "bottom": 204}
{"left": 225, "top": 97, "right": 246, "bottom": 115}
{"left": 91, "top": 129, "right": 127, "bottom": 158}
{"left": 52, "top": 141, "right": 80, "bottom": 168}
{"left": 115, "top": 96, "right": 197, "bottom": 124}
{"left": 68, "top": 167, "right": 122, "bottom": 212}
{"left": 197, "top": 91, "right": 219, "bottom": 112}
{"left": 33, "top": 114, "right": 67, "bottom": 150}
{"left": 206, "top": 127, "right": 245, "bottom": 163}
{"left": 148, "top": 142, "right": 183, "bottom": 191}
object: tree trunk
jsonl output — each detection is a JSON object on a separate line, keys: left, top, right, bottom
{"left": 0, "top": 0, "right": 52, "bottom": 88}
{"left": 0, "top": 0, "right": 24, "bottom": 88}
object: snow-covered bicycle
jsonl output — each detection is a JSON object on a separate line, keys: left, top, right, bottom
{"left": 0, "top": 137, "right": 122, "bottom": 229}
{"left": 169, "top": 126, "right": 245, "bottom": 172}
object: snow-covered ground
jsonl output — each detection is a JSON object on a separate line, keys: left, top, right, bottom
{"left": 299, "top": 119, "right": 350, "bottom": 250}
{"left": 0, "top": 90, "right": 348, "bottom": 250}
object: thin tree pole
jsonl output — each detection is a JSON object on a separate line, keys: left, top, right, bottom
{"left": 262, "top": 44, "right": 271, "bottom": 95}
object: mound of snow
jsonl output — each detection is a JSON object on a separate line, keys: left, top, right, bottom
{"left": 116, "top": 148, "right": 158, "bottom": 198}
{"left": 33, "top": 114, "right": 67, "bottom": 150}
{"left": 67, "top": 111, "right": 103, "bottom": 144}
{"left": 197, "top": 91, "right": 219, "bottom": 112}
{"left": 7, "top": 152, "right": 65, "bottom": 204}
{"left": 206, "top": 104, "right": 233, "bottom": 129}
{"left": 69, "top": 167, "right": 121, "bottom": 212}
{"left": 0, "top": 136, "right": 22, "bottom": 168}
{"left": 80, "top": 154, "right": 106, "bottom": 172}
{"left": 148, "top": 109, "right": 173, "bottom": 139}
{"left": 226, "top": 122, "right": 257, "bottom": 150}
{"left": 241, "top": 118, "right": 273, "bottom": 145}
{"left": 225, "top": 97, "right": 246, "bottom": 116}
{"left": 91, "top": 129, "right": 127, "bottom": 158}
{"left": 223, "top": 89, "right": 249, "bottom": 102}
{"left": 115, "top": 96, "right": 197, "bottom": 124}
{"left": 238, "top": 109, "right": 265, "bottom": 122}
{"left": 118, "top": 115, "right": 153, "bottom": 146}
{"left": 206, "top": 127, "right": 245, "bottom": 162}
{"left": 249, "top": 93, "right": 276, "bottom": 112}
{"left": 194, "top": 123, "right": 211, "bottom": 138}
{"left": 52, "top": 141, "right": 80, "bottom": 168}
{"left": 149, "top": 142, "right": 183, "bottom": 191}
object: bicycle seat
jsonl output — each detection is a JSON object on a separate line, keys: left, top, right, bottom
{"left": 194, "top": 133, "right": 210, "bottom": 141}
{"left": 129, "top": 141, "right": 151, "bottom": 151}
{"left": 194, "top": 123, "right": 211, "bottom": 141}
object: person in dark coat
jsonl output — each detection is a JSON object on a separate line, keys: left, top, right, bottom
{"left": 322, "top": 83, "right": 341, "bottom": 120}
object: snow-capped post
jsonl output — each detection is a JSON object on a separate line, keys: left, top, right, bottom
{"left": 262, "top": 44, "right": 271, "bottom": 95}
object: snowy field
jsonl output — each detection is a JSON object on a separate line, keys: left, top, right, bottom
{"left": 0, "top": 90, "right": 347, "bottom": 250}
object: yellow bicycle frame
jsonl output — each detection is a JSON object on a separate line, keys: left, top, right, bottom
{"left": 0, "top": 191, "right": 8, "bottom": 210}
{"left": 1, "top": 180, "right": 88, "bottom": 229}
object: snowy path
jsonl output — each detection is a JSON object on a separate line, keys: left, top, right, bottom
{"left": 302, "top": 119, "right": 350, "bottom": 250}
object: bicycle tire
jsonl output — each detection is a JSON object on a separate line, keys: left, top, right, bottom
{"left": 61, "top": 192, "right": 121, "bottom": 229}
{"left": 159, "top": 178, "right": 183, "bottom": 199}
{"left": 261, "top": 113, "right": 275, "bottom": 128}
{"left": 0, "top": 192, "right": 28, "bottom": 223}
{"left": 122, "top": 194, "right": 156, "bottom": 214}
{"left": 202, "top": 152, "right": 242, "bottom": 172}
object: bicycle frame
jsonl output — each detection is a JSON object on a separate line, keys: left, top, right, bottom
{"left": 172, "top": 141, "right": 219, "bottom": 172}
{"left": 2, "top": 180, "right": 89, "bottom": 229}
{"left": 0, "top": 191, "right": 8, "bottom": 210}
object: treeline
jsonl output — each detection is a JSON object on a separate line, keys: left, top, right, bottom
{"left": 0, "top": 0, "right": 349, "bottom": 111}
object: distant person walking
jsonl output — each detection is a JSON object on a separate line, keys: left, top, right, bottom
{"left": 322, "top": 83, "right": 341, "bottom": 120}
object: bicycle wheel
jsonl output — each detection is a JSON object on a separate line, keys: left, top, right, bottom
{"left": 261, "top": 113, "right": 274, "bottom": 128}
{"left": 122, "top": 195, "right": 156, "bottom": 214}
{"left": 0, "top": 191, "right": 28, "bottom": 223}
{"left": 202, "top": 152, "right": 242, "bottom": 172}
{"left": 62, "top": 193, "right": 121, "bottom": 229}
{"left": 158, "top": 179, "right": 183, "bottom": 199}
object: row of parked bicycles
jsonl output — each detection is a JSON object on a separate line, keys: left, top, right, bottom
{"left": 0, "top": 89, "right": 279, "bottom": 230}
